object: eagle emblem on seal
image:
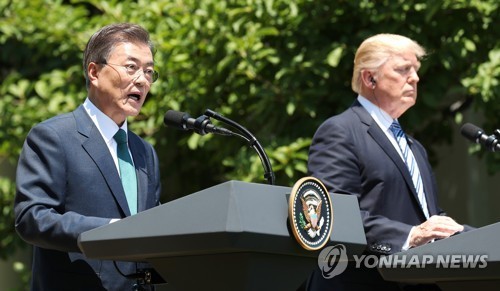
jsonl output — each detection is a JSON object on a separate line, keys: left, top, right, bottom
{"left": 299, "top": 190, "right": 325, "bottom": 238}
{"left": 289, "top": 177, "right": 333, "bottom": 251}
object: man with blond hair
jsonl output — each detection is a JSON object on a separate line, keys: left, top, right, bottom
{"left": 306, "top": 34, "right": 467, "bottom": 290}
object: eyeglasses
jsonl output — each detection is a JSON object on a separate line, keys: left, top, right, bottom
{"left": 99, "top": 61, "right": 159, "bottom": 83}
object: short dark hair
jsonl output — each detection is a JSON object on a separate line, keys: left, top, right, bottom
{"left": 82, "top": 23, "right": 155, "bottom": 88}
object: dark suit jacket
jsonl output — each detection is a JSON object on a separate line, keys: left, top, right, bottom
{"left": 15, "top": 105, "right": 161, "bottom": 290}
{"left": 308, "top": 100, "right": 441, "bottom": 255}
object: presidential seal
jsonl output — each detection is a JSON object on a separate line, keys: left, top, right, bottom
{"left": 289, "top": 177, "right": 333, "bottom": 251}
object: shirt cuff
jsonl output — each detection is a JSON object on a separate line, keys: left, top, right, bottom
{"left": 402, "top": 226, "right": 416, "bottom": 251}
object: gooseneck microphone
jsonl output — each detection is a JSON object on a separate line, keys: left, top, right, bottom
{"left": 460, "top": 123, "right": 500, "bottom": 152}
{"left": 163, "top": 110, "right": 234, "bottom": 136}
{"left": 204, "top": 109, "right": 275, "bottom": 185}
{"left": 163, "top": 109, "right": 275, "bottom": 185}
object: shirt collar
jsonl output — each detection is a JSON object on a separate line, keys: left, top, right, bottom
{"left": 357, "top": 95, "right": 396, "bottom": 132}
{"left": 83, "top": 98, "right": 128, "bottom": 143}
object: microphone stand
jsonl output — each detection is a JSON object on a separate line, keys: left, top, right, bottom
{"left": 482, "top": 128, "right": 500, "bottom": 152}
{"left": 492, "top": 129, "right": 500, "bottom": 152}
{"left": 204, "top": 109, "right": 276, "bottom": 185}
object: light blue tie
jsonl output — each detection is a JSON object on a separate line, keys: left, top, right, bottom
{"left": 114, "top": 129, "right": 138, "bottom": 215}
{"left": 389, "top": 121, "right": 429, "bottom": 219}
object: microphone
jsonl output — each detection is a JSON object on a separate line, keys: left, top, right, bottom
{"left": 205, "top": 109, "right": 275, "bottom": 185}
{"left": 460, "top": 123, "right": 500, "bottom": 152}
{"left": 163, "top": 110, "right": 234, "bottom": 136}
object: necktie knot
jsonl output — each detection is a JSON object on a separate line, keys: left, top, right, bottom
{"left": 114, "top": 129, "right": 128, "bottom": 144}
{"left": 389, "top": 121, "right": 405, "bottom": 139}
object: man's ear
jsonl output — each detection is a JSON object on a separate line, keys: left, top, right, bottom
{"left": 361, "top": 70, "right": 376, "bottom": 89}
{"left": 87, "top": 62, "right": 100, "bottom": 84}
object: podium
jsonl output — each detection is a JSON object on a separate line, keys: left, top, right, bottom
{"left": 378, "top": 222, "right": 500, "bottom": 291}
{"left": 78, "top": 180, "right": 366, "bottom": 290}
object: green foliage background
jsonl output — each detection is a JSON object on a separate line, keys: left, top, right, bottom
{"left": 0, "top": 0, "right": 498, "bottom": 287}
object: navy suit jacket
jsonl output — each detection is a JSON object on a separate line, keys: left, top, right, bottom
{"left": 308, "top": 100, "right": 442, "bottom": 255}
{"left": 15, "top": 105, "right": 161, "bottom": 290}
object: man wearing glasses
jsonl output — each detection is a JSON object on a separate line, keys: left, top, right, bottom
{"left": 14, "top": 23, "right": 161, "bottom": 290}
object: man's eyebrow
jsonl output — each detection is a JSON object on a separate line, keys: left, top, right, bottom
{"left": 126, "top": 56, "right": 154, "bottom": 66}
{"left": 396, "top": 60, "right": 419, "bottom": 68}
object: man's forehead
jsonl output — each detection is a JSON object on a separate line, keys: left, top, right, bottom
{"left": 389, "top": 53, "right": 420, "bottom": 65}
{"left": 109, "top": 42, "right": 153, "bottom": 61}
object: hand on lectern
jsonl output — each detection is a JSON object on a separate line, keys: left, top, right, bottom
{"left": 409, "top": 215, "right": 464, "bottom": 247}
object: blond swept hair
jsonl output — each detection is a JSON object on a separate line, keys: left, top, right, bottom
{"left": 351, "top": 34, "right": 426, "bottom": 93}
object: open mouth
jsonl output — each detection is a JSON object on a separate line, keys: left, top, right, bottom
{"left": 127, "top": 94, "right": 141, "bottom": 101}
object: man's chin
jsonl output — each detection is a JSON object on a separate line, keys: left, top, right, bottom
{"left": 404, "top": 93, "right": 417, "bottom": 100}
{"left": 403, "top": 96, "right": 416, "bottom": 106}
{"left": 123, "top": 103, "right": 143, "bottom": 116}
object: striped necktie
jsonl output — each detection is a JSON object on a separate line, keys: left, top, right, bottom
{"left": 114, "top": 129, "right": 138, "bottom": 215}
{"left": 389, "top": 121, "right": 429, "bottom": 219}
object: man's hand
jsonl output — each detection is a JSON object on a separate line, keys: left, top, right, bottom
{"left": 409, "top": 215, "right": 464, "bottom": 247}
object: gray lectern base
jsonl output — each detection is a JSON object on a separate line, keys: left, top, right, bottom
{"left": 149, "top": 253, "right": 318, "bottom": 290}
{"left": 79, "top": 180, "right": 366, "bottom": 291}
{"left": 378, "top": 222, "right": 500, "bottom": 291}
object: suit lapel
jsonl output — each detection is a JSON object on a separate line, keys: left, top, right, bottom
{"left": 368, "top": 124, "right": 418, "bottom": 200}
{"left": 407, "top": 137, "right": 438, "bottom": 215}
{"left": 73, "top": 106, "right": 131, "bottom": 217}
{"left": 351, "top": 102, "right": 424, "bottom": 211}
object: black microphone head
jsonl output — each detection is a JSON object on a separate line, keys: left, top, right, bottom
{"left": 163, "top": 110, "right": 190, "bottom": 130}
{"left": 460, "top": 123, "right": 483, "bottom": 143}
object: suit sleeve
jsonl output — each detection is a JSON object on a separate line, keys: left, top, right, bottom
{"left": 308, "top": 119, "right": 413, "bottom": 254}
{"left": 14, "top": 123, "right": 111, "bottom": 253}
